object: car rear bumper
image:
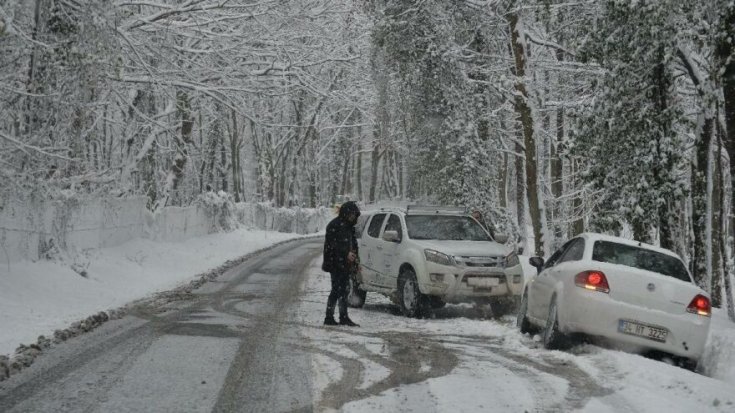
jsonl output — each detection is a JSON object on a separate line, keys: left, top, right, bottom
{"left": 420, "top": 262, "right": 523, "bottom": 301}
{"left": 560, "top": 288, "right": 710, "bottom": 361}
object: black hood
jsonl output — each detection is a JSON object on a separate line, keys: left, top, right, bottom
{"left": 338, "top": 201, "right": 361, "bottom": 221}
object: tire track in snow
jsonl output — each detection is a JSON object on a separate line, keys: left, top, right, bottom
{"left": 211, "top": 241, "right": 321, "bottom": 412}
{"left": 296, "top": 330, "right": 458, "bottom": 412}
{"left": 439, "top": 334, "right": 639, "bottom": 412}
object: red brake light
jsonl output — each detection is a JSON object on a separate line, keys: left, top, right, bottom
{"left": 588, "top": 272, "right": 603, "bottom": 285}
{"left": 574, "top": 271, "right": 610, "bottom": 293}
{"left": 687, "top": 294, "right": 711, "bottom": 317}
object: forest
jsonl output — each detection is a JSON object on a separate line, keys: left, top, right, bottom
{"left": 1, "top": 0, "right": 734, "bottom": 315}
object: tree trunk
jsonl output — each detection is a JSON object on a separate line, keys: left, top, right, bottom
{"left": 251, "top": 122, "right": 263, "bottom": 199}
{"left": 230, "top": 110, "right": 241, "bottom": 202}
{"left": 717, "top": 5, "right": 735, "bottom": 321}
{"left": 120, "top": 91, "right": 156, "bottom": 193}
{"left": 278, "top": 142, "right": 290, "bottom": 206}
{"left": 371, "top": 57, "right": 390, "bottom": 204}
{"left": 515, "top": 130, "right": 526, "bottom": 250}
{"left": 23, "top": 0, "right": 44, "bottom": 134}
{"left": 551, "top": 23, "right": 565, "bottom": 242}
{"left": 308, "top": 164, "right": 318, "bottom": 208}
{"left": 500, "top": 151, "right": 508, "bottom": 209}
{"left": 720, "top": 126, "right": 735, "bottom": 319}
{"left": 678, "top": 48, "right": 712, "bottom": 287}
{"left": 509, "top": 12, "right": 546, "bottom": 257}
{"left": 712, "top": 127, "right": 724, "bottom": 307}
{"left": 398, "top": 145, "right": 405, "bottom": 198}
{"left": 198, "top": 112, "right": 205, "bottom": 193}
{"left": 571, "top": 158, "right": 585, "bottom": 236}
{"left": 205, "top": 116, "right": 220, "bottom": 193}
{"left": 551, "top": 47, "right": 564, "bottom": 240}
{"left": 340, "top": 143, "right": 351, "bottom": 196}
{"left": 652, "top": 53, "right": 674, "bottom": 249}
{"left": 157, "top": 90, "right": 193, "bottom": 212}
{"left": 692, "top": 116, "right": 714, "bottom": 288}
{"left": 219, "top": 126, "right": 228, "bottom": 193}
{"left": 369, "top": 135, "right": 380, "bottom": 203}
{"left": 355, "top": 126, "right": 363, "bottom": 200}
{"left": 552, "top": 106, "right": 564, "bottom": 240}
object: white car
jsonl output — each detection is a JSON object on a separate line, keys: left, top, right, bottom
{"left": 517, "top": 233, "right": 711, "bottom": 369}
{"left": 347, "top": 206, "right": 524, "bottom": 317}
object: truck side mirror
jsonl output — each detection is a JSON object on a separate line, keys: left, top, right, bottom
{"left": 383, "top": 230, "right": 400, "bottom": 243}
{"left": 494, "top": 233, "right": 509, "bottom": 243}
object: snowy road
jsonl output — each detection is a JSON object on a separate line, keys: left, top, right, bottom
{"left": 0, "top": 238, "right": 733, "bottom": 412}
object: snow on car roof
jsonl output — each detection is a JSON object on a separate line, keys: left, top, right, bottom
{"left": 373, "top": 206, "right": 470, "bottom": 216}
{"left": 577, "top": 232, "right": 681, "bottom": 259}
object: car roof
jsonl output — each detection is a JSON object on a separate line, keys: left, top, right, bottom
{"left": 363, "top": 208, "right": 469, "bottom": 217}
{"left": 576, "top": 232, "right": 681, "bottom": 259}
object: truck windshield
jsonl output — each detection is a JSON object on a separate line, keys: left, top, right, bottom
{"left": 592, "top": 241, "right": 691, "bottom": 283}
{"left": 405, "top": 215, "right": 492, "bottom": 241}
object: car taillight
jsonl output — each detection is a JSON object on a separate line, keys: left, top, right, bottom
{"left": 686, "top": 294, "right": 711, "bottom": 317}
{"left": 574, "top": 271, "right": 610, "bottom": 293}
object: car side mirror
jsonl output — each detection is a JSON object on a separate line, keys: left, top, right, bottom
{"left": 494, "top": 233, "right": 509, "bottom": 244}
{"left": 383, "top": 230, "right": 400, "bottom": 243}
{"left": 529, "top": 256, "right": 545, "bottom": 273}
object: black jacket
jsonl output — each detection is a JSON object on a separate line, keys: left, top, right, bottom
{"left": 322, "top": 201, "right": 360, "bottom": 274}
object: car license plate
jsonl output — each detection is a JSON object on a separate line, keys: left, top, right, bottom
{"left": 618, "top": 319, "right": 668, "bottom": 343}
{"left": 466, "top": 277, "right": 500, "bottom": 288}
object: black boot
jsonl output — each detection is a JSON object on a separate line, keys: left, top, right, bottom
{"left": 324, "top": 316, "right": 338, "bottom": 326}
{"left": 339, "top": 316, "right": 359, "bottom": 327}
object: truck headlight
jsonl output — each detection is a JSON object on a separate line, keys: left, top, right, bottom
{"left": 505, "top": 252, "right": 520, "bottom": 267}
{"left": 424, "top": 249, "right": 455, "bottom": 266}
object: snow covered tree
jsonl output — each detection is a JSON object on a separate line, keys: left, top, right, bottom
{"left": 715, "top": 1, "right": 735, "bottom": 319}
{"left": 574, "top": 0, "right": 687, "bottom": 250}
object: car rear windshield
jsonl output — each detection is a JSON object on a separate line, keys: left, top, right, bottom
{"left": 405, "top": 215, "right": 491, "bottom": 241}
{"left": 592, "top": 241, "right": 691, "bottom": 283}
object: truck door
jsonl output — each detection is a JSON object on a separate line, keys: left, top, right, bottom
{"left": 378, "top": 213, "right": 404, "bottom": 288}
{"left": 360, "top": 213, "right": 387, "bottom": 287}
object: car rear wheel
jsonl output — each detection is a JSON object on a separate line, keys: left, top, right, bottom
{"left": 517, "top": 290, "right": 539, "bottom": 335}
{"left": 346, "top": 275, "right": 366, "bottom": 308}
{"left": 398, "top": 268, "right": 428, "bottom": 318}
{"left": 543, "top": 296, "right": 568, "bottom": 350}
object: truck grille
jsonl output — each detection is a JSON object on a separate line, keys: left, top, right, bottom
{"left": 454, "top": 256, "right": 504, "bottom": 268}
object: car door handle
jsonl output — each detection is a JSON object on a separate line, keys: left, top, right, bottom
{"left": 376, "top": 245, "right": 383, "bottom": 251}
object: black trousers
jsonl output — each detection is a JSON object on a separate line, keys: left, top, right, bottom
{"left": 326, "top": 272, "right": 349, "bottom": 319}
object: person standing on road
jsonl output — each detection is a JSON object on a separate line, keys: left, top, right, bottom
{"left": 322, "top": 201, "right": 361, "bottom": 327}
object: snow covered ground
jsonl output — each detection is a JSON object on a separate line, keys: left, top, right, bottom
{"left": 294, "top": 256, "right": 735, "bottom": 412}
{"left": 0, "top": 228, "right": 309, "bottom": 356}
{"left": 2, "top": 227, "right": 735, "bottom": 411}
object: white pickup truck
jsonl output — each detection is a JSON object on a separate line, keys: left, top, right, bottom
{"left": 347, "top": 206, "right": 524, "bottom": 317}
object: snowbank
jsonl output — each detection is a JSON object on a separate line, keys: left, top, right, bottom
{"left": 701, "top": 309, "right": 735, "bottom": 384}
{"left": 0, "top": 193, "right": 334, "bottom": 358}
{"left": 0, "top": 227, "right": 312, "bottom": 357}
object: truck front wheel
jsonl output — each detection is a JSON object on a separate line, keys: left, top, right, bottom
{"left": 397, "top": 268, "right": 429, "bottom": 318}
